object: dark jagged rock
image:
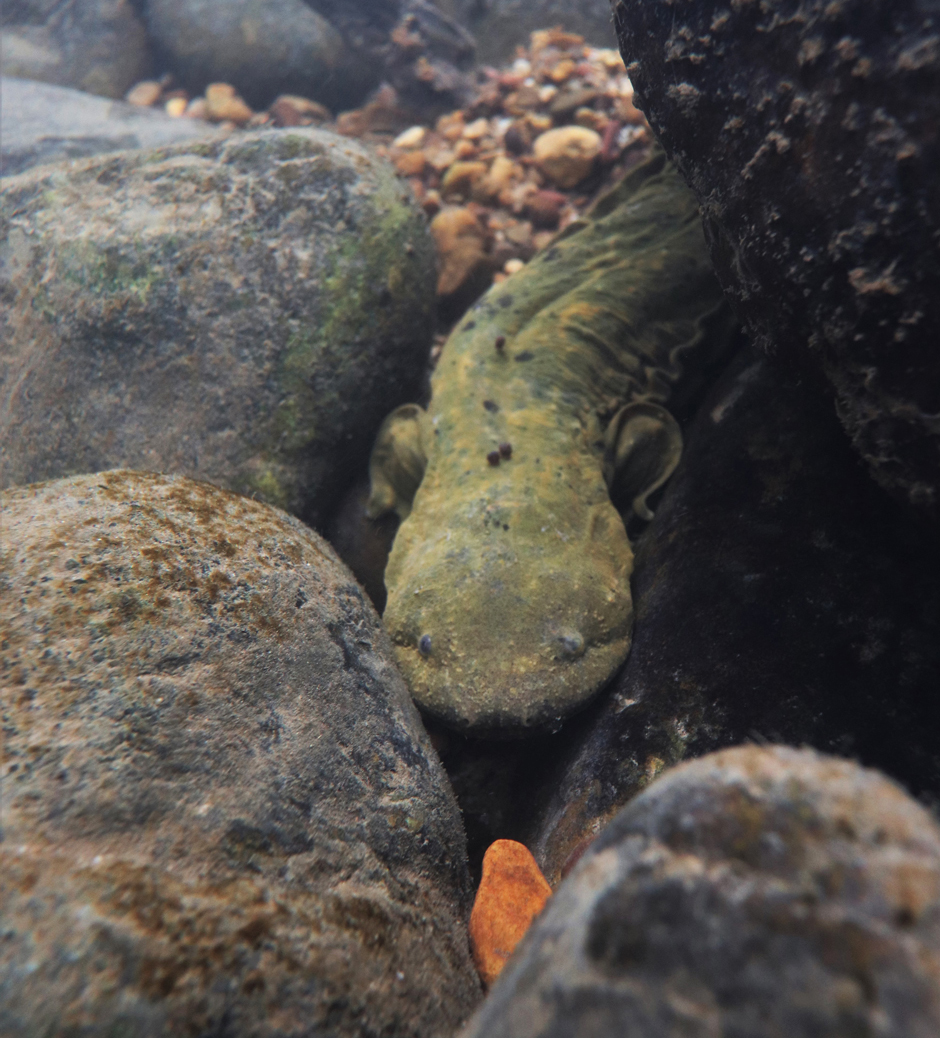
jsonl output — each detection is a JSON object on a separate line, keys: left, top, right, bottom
{"left": 529, "top": 345, "right": 940, "bottom": 886}
{"left": 613, "top": 0, "right": 940, "bottom": 520}
{"left": 0, "top": 471, "right": 481, "bottom": 1037}
{"left": 0, "top": 128, "right": 435, "bottom": 527}
{"left": 1, "top": 0, "right": 153, "bottom": 99}
{"left": 462, "top": 747, "right": 940, "bottom": 1038}
{"left": 0, "top": 77, "right": 218, "bottom": 177}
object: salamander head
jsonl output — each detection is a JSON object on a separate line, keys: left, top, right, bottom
{"left": 381, "top": 488, "right": 635, "bottom": 735}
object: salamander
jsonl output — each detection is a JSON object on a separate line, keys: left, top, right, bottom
{"left": 368, "top": 150, "right": 734, "bottom": 734}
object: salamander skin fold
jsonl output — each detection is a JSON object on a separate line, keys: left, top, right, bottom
{"left": 369, "top": 151, "right": 734, "bottom": 735}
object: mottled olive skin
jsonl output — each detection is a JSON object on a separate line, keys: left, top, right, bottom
{"left": 381, "top": 154, "right": 730, "bottom": 734}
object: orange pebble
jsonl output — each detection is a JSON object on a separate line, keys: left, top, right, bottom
{"left": 469, "top": 839, "right": 552, "bottom": 988}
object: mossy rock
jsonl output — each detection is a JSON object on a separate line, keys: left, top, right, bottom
{"left": 0, "top": 127, "right": 436, "bottom": 526}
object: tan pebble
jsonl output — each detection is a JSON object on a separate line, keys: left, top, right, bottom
{"left": 125, "top": 80, "right": 162, "bottom": 107}
{"left": 394, "top": 150, "right": 428, "bottom": 177}
{"left": 427, "top": 147, "right": 457, "bottom": 172}
{"left": 476, "top": 155, "right": 517, "bottom": 200}
{"left": 538, "top": 84, "right": 558, "bottom": 103}
{"left": 549, "top": 58, "right": 577, "bottom": 83}
{"left": 530, "top": 28, "right": 584, "bottom": 54}
{"left": 533, "top": 126, "right": 602, "bottom": 188}
{"left": 454, "top": 139, "right": 478, "bottom": 159}
{"left": 431, "top": 206, "right": 490, "bottom": 298}
{"left": 422, "top": 189, "right": 442, "bottom": 217}
{"left": 442, "top": 161, "right": 488, "bottom": 197}
{"left": 504, "top": 258, "right": 525, "bottom": 275}
{"left": 205, "top": 83, "right": 253, "bottom": 125}
{"left": 504, "top": 86, "right": 542, "bottom": 115}
{"left": 462, "top": 118, "right": 490, "bottom": 140}
{"left": 436, "top": 111, "right": 465, "bottom": 141}
{"left": 525, "top": 189, "right": 567, "bottom": 229}
{"left": 532, "top": 229, "right": 555, "bottom": 251}
{"left": 526, "top": 112, "right": 553, "bottom": 133}
{"left": 393, "top": 125, "right": 428, "bottom": 149}
{"left": 270, "top": 94, "right": 331, "bottom": 126}
{"left": 575, "top": 107, "right": 608, "bottom": 132}
{"left": 164, "top": 96, "right": 187, "bottom": 118}
{"left": 185, "top": 98, "right": 208, "bottom": 119}
{"left": 595, "top": 48, "right": 626, "bottom": 71}
{"left": 492, "top": 272, "right": 507, "bottom": 284}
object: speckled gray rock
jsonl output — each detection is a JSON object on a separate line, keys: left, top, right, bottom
{"left": 0, "top": 470, "right": 481, "bottom": 1038}
{"left": 0, "top": 127, "right": 436, "bottom": 526}
{"left": 462, "top": 746, "right": 940, "bottom": 1038}
{"left": 1, "top": 0, "right": 153, "bottom": 99}
{"left": 0, "top": 77, "right": 219, "bottom": 177}
{"left": 145, "top": 0, "right": 368, "bottom": 112}
{"left": 441, "top": 0, "right": 617, "bottom": 62}
{"left": 613, "top": 0, "right": 940, "bottom": 521}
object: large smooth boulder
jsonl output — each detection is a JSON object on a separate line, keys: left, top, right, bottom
{"left": 144, "top": 0, "right": 368, "bottom": 112}
{"left": 0, "top": 77, "right": 218, "bottom": 177}
{"left": 612, "top": 0, "right": 940, "bottom": 521}
{"left": 0, "top": 471, "right": 481, "bottom": 1037}
{"left": 0, "top": 128, "right": 436, "bottom": 526}
{"left": 1, "top": 0, "right": 152, "bottom": 99}
{"left": 462, "top": 746, "right": 940, "bottom": 1038}
{"left": 528, "top": 346, "right": 940, "bottom": 885}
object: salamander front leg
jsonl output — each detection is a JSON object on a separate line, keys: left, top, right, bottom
{"left": 603, "top": 401, "right": 683, "bottom": 522}
{"left": 366, "top": 404, "right": 431, "bottom": 522}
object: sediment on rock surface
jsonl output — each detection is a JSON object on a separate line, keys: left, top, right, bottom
{"left": 0, "top": 470, "right": 481, "bottom": 1038}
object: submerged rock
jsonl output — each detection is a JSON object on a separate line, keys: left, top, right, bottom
{"left": 0, "top": 127, "right": 436, "bottom": 526}
{"left": 1, "top": 0, "right": 153, "bottom": 99}
{"left": 145, "top": 0, "right": 366, "bottom": 113}
{"left": 462, "top": 746, "right": 940, "bottom": 1038}
{"left": 0, "top": 76, "right": 218, "bottom": 177}
{"left": 613, "top": 0, "right": 940, "bottom": 521}
{"left": 529, "top": 347, "right": 940, "bottom": 886}
{"left": 0, "top": 471, "right": 481, "bottom": 1037}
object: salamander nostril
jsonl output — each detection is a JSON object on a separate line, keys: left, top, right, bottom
{"left": 559, "top": 632, "right": 585, "bottom": 657}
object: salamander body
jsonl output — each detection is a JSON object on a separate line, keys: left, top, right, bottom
{"left": 369, "top": 152, "right": 733, "bottom": 734}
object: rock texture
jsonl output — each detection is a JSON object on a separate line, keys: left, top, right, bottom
{"left": 1, "top": 0, "right": 153, "bottom": 99}
{"left": 613, "top": 0, "right": 940, "bottom": 520}
{"left": 529, "top": 346, "right": 940, "bottom": 886}
{"left": 0, "top": 470, "right": 481, "bottom": 1037}
{"left": 144, "top": 0, "right": 365, "bottom": 113}
{"left": 462, "top": 746, "right": 940, "bottom": 1038}
{"left": 0, "top": 77, "right": 218, "bottom": 177}
{"left": 0, "top": 128, "right": 436, "bottom": 526}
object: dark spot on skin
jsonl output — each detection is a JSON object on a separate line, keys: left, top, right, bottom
{"left": 419, "top": 634, "right": 432, "bottom": 656}
{"left": 483, "top": 399, "right": 499, "bottom": 412}
{"left": 503, "top": 524, "right": 509, "bottom": 531}
{"left": 515, "top": 350, "right": 534, "bottom": 362}
{"left": 487, "top": 450, "right": 501, "bottom": 466}
{"left": 498, "top": 442, "right": 512, "bottom": 459}
{"left": 494, "top": 335, "right": 506, "bottom": 351}
{"left": 464, "top": 321, "right": 476, "bottom": 330}
{"left": 499, "top": 295, "right": 513, "bottom": 308}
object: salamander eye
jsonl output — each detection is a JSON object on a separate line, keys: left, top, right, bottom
{"left": 558, "top": 632, "right": 585, "bottom": 658}
{"left": 419, "top": 634, "right": 432, "bottom": 656}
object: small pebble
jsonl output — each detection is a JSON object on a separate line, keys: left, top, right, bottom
{"left": 469, "top": 840, "right": 552, "bottom": 988}
{"left": 164, "top": 96, "right": 187, "bottom": 118}
{"left": 394, "top": 125, "right": 428, "bottom": 149}
{"left": 125, "top": 80, "right": 162, "bottom": 107}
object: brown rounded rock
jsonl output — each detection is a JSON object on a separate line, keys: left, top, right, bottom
{"left": 461, "top": 746, "right": 940, "bottom": 1038}
{"left": 533, "top": 126, "right": 602, "bottom": 188}
{"left": 0, "top": 471, "right": 481, "bottom": 1037}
